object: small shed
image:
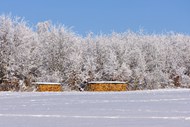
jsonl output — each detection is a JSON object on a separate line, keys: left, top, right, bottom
{"left": 87, "top": 81, "right": 128, "bottom": 91}
{"left": 34, "top": 82, "right": 62, "bottom": 92}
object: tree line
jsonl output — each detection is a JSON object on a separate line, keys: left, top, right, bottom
{"left": 1, "top": 15, "right": 190, "bottom": 91}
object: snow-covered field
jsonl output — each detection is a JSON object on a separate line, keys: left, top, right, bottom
{"left": 0, "top": 89, "right": 190, "bottom": 127}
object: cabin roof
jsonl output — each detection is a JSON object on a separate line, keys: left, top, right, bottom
{"left": 88, "top": 81, "right": 127, "bottom": 84}
{"left": 33, "top": 82, "right": 61, "bottom": 85}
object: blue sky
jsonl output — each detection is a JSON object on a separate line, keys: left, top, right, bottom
{"left": 0, "top": 0, "right": 190, "bottom": 35}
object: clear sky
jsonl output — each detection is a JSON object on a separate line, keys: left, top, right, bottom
{"left": 0, "top": 0, "right": 190, "bottom": 36}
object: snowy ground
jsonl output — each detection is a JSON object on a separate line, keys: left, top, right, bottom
{"left": 0, "top": 89, "right": 190, "bottom": 127}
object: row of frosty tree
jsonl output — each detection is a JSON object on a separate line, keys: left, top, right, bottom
{"left": 1, "top": 15, "right": 190, "bottom": 91}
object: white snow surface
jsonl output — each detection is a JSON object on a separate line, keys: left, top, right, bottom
{"left": 33, "top": 82, "right": 61, "bottom": 85}
{"left": 0, "top": 89, "right": 190, "bottom": 127}
{"left": 88, "top": 81, "right": 126, "bottom": 84}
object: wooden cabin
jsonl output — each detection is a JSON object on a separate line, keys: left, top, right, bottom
{"left": 34, "top": 82, "right": 62, "bottom": 92}
{"left": 0, "top": 78, "right": 20, "bottom": 91}
{"left": 87, "top": 81, "right": 128, "bottom": 91}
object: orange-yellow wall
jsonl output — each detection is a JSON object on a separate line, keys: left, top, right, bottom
{"left": 37, "top": 84, "right": 62, "bottom": 92}
{"left": 87, "top": 83, "right": 127, "bottom": 91}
